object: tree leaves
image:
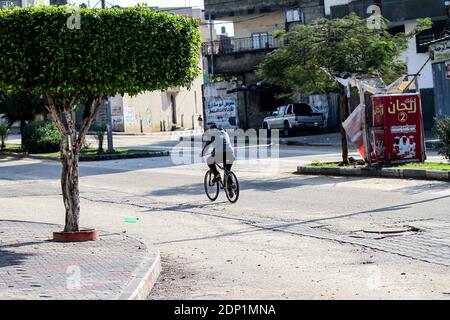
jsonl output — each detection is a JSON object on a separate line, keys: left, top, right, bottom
{"left": 259, "top": 13, "right": 428, "bottom": 96}
{"left": 0, "top": 6, "right": 201, "bottom": 99}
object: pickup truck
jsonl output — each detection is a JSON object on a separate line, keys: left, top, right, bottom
{"left": 262, "top": 103, "right": 324, "bottom": 136}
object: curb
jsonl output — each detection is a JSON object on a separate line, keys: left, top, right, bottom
{"left": 1, "top": 151, "right": 170, "bottom": 162}
{"left": 0, "top": 219, "right": 161, "bottom": 300}
{"left": 281, "top": 140, "right": 336, "bottom": 147}
{"left": 111, "top": 129, "right": 204, "bottom": 137}
{"left": 117, "top": 239, "right": 162, "bottom": 300}
{"left": 282, "top": 140, "right": 440, "bottom": 149}
{"left": 297, "top": 166, "right": 450, "bottom": 182}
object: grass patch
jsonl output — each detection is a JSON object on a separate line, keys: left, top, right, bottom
{"left": 393, "top": 162, "right": 450, "bottom": 171}
{"left": 307, "top": 160, "right": 450, "bottom": 171}
{"left": 36, "top": 149, "right": 157, "bottom": 157}
{"left": 1, "top": 145, "right": 158, "bottom": 157}
{"left": 308, "top": 161, "right": 340, "bottom": 167}
{"left": 1, "top": 143, "right": 24, "bottom": 153}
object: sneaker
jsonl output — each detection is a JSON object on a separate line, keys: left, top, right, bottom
{"left": 212, "top": 174, "right": 221, "bottom": 184}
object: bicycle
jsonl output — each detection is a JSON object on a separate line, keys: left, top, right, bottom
{"left": 204, "top": 163, "right": 240, "bottom": 203}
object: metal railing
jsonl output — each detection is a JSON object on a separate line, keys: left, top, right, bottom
{"left": 202, "top": 35, "right": 283, "bottom": 55}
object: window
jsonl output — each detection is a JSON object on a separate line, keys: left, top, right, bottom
{"left": 293, "top": 103, "right": 312, "bottom": 116}
{"left": 415, "top": 20, "right": 448, "bottom": 53}
{"left": 388, "top": 25, "right": 405, "bottom": 36}
{"left": 252, "top": 32, "right": 269, "bottom": 49}
{"left": 286, "top": 8, "right": 303, "bottom": 23}
{"left": 277, "top": 106, "right": 287, "bottom": 115}
{"left": 286, "top": 105, "right": 294, "bottom": 114}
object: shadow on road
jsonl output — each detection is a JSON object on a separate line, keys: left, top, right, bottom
{"left": 151, "top": 194, "right": 450, "bottom": 246}
{"left": 146, "top": 175, "right": 369, "bottom": 197}
{"left": 0, "top": 248, "right": 34, "bottom": 268}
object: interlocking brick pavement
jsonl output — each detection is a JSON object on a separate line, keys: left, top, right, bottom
{"left": 249, "top": 219, "right": 450, "bottom": 267}
{"left": 0, "top": 220, "right": 157, "bottom": 300}
{"left": 81, "top": 192, "right": 450, "bottom": 268}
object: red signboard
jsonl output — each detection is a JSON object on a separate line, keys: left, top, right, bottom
{"left": 371, "top": 93, "right": 425, "bottom": 163}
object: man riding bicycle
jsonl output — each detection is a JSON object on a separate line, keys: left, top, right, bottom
{"left": 201, "top": 123, "right": 236, "bottom": 197}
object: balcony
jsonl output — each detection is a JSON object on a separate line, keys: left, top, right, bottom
{"left": 203, "top": 35, "right": 283, "bottom": 55}
{"left": 203, "top": 35, "right": 283, "bottom": 75}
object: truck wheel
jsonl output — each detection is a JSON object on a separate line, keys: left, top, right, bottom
{"left": 263, "top": 122, "right": 271, "bottom": 133}
{"left": 283, "top": 121, "right": 290, "bottom": 137}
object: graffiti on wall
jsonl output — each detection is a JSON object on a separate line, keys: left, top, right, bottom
{"left": 205, "top": 98, "right": 237, "bottom": 129}
{"left": 146, "top": 107, "right": 153, "bottom": 127}
{"left": 124, "top": 106, "right": 135, "bottom": 124}
{"left": 309, "top": 94, "right": 330, "bottom": 127}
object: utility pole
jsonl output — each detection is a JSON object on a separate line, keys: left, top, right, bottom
{"left": 99, "top": 0, "right": 114, "bottom": 153}
{"left": 209, "top": 13, "right": 215, "bottom": 78}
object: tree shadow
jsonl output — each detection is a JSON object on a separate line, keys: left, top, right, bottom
{"left": 0, "top": 248, "right": 34, "bottom": 268}
{"left": 267, "top": 194, "right": 450, "bottom": 232}
{"left": 394, "top": 181, "right": 450, "bottom": 195}
{"left": 151, "top": 194, "right": 450, "bottom": 246}
{"left": 146, "top": 175, "right": 368, "bottom": 197}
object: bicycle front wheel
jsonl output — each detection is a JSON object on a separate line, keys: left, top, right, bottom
{"left": 225, "top": 171, "right": 239, "bottom": 203}
{"left": 204, "top": 170, "right": 219, "bottom": 201}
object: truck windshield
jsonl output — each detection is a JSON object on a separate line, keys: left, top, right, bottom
{"left": 293, "top": 103, "right": 312, "bottom": 116}
{"left": 278, "top": 106, "right": 287, "bottom": 114}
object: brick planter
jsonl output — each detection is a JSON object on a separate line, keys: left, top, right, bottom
{"left": 53, "top": 229, "right": 99, "bottom": 242}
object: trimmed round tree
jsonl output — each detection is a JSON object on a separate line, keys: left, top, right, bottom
{"left": 0, "top": 6, "right": 201, "bottom": 232}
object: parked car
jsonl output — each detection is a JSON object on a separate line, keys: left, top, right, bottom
{"left": 262, "top": 103, "right": 324, "bottom": 136}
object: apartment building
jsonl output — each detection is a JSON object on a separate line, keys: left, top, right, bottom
{"left": 0, "top": 0, "right": 34, "bottom": 7}
{"left": 203, "top": 0, "right": 334, "bottom": 130}
{"left": 325, "top": 0, "right": 449, "bottom": 128}
{"left": 0, "top": 0, "right": 66, "bottom": 6}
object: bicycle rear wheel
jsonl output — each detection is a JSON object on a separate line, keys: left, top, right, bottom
{"left": 204, "top": 170, "right": 219, "bottom": 201}
{"left": 225, "top": 171, "right": 239, "bottom": 203}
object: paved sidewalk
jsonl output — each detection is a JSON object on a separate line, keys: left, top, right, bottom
{"left": 281, "top": 131, "right": 439, "bottom": 148}
{"left": 0, "top": 220, "right": 160, "bottom": 300}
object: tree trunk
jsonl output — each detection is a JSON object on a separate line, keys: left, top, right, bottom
{"left": 338, "top": 85, "right": 349, "bottom": 165}
{"left": 60, "top": 135, "right": 81, "bottom": 232}
{"left": 46, "top": 94, "right": 103, "bottom": 233}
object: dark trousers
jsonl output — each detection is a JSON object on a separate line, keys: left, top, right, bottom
{"left": 208, "top": 163, "right": 232, "bottom": 176}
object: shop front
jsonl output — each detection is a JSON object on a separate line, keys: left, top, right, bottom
{"left": 430, "top": 37, "right": 450, "bottom": 119}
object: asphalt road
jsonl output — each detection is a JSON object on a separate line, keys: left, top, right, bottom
{"left": 1, "top": 134, "right": 450, "bottom": 299}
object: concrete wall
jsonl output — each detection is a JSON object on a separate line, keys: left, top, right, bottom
{"left": 232, "top": 11, "right": 286, "bottom": 38}
{"left": 205, "top": 0, "right": 301, "bottom": 19}
{"left": 118, "top": 76, "right": 203, "bottom": 133}
{"left": 203, "top": 81, "right": 239, "bottom": 129}
{"left": 213, "top": 50, "right": 273, "bottom": 75}
{"left": 324, "top": 0, "right": 350, "bottom": 16}
{"left": 402, "top": 20, "right": 434, "bottom": 90}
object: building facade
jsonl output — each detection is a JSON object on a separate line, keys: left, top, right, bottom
{"left": 429, "top": 36, "right": 450, "bottom": 118}
{"left": 90, "top": 7, "right": 208, "bottom": 133}
{"left": 0, "top": 0, "right": 34, "bottom": 7}
{"left": 203, "top": 0, "right": 333, "bottom": 130}
{"left": 0, "top": 0, "right": 65, "bottom": 6}
{"left": 104, "top": 77, "right": 204, "bottom": 133}
{"left": 325, "top": 0, "right": 450, "bottom": 129}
